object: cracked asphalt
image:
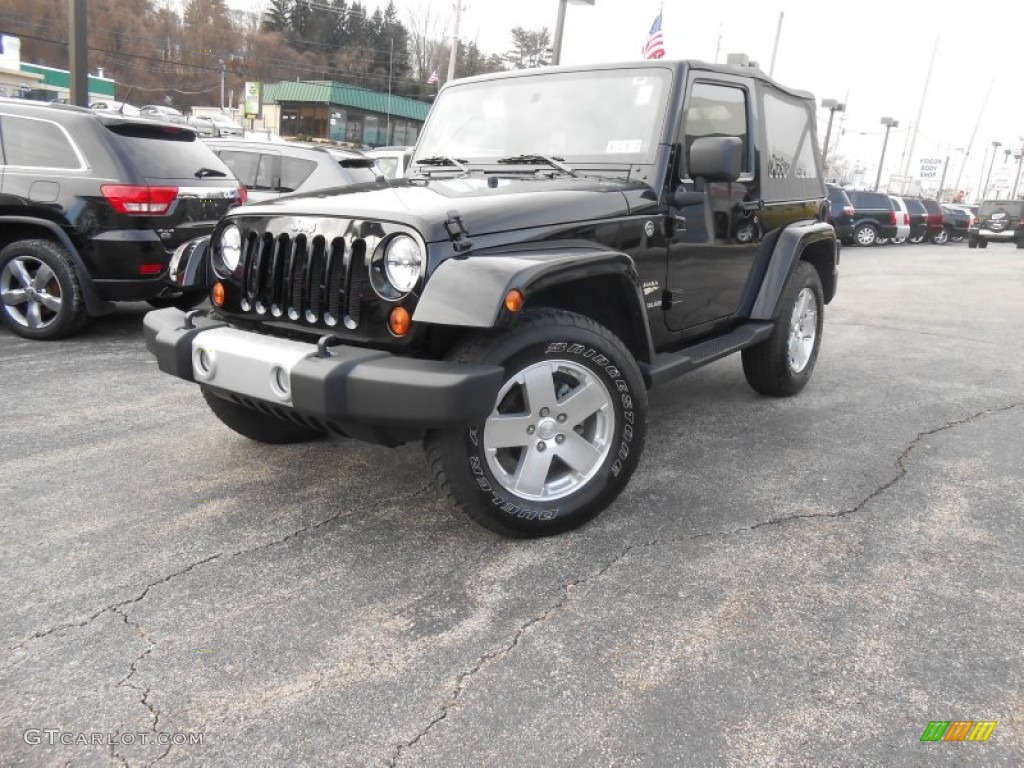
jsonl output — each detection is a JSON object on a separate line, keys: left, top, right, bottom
{"left": 2, "top": 242, "right": 1023, "bottom": 766}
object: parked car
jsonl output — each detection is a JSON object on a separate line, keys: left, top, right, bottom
{"left": 139, "top": 104, "right": 187, "bottom": 124}
{"left": 367, "top": 146, "right": 414, "bottom": 179}
{"left": 903, "top": 198, "right": 929, "bottom": 243}
{"left": 968, "top": 199, "right": 1024, "bottom": 249}
{"left": 0, "top": 98, "right": 245, "bottom": 340}
{"left": 89, "top": 99, "right": 142, "bottom": 116}
{"left": 920, "top": 198, "right": 947, "bottom": 243}
{"left": 825, "top": 183, "right": 855, "bottom": 244}
{"left": 205, "top": 139, "right": 379, "bottom": 203}
{"left": 940, "top": 204, "right": 974, "bottom": 241}
{"left": 876, "top": 195, "right": 911, "bottom": 245}
{"left": 846, "top": 189, "right": 900, "bottom": 246}
{"left": 208, "top": 113, "right": 243, "bottom": 138}
{"left": 187, "top": 115, "right": 218, "bottom": 137}
{"left": 144, "top": 59, "right": 838, "bottom": 537}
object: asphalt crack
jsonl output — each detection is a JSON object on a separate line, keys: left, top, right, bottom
{"left": 387, "top": 401, "right": 1022, "bottom": 764}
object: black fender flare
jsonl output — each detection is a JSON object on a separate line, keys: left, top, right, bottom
{"left": 413, "top": 247, "right": 655, "bottom": 360}
{"left": 0, "top": 215, "right": 111, "bottom": 316}
{"left": 750, "top": 220, "right": 837, "bottom": 320}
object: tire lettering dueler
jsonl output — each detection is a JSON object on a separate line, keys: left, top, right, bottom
{"left": 144, "top": 58, "right": 838, "bottom": 537}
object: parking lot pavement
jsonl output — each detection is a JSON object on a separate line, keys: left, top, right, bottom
{"left": 1, "top": 242, "right": 1022, "bottom": 766}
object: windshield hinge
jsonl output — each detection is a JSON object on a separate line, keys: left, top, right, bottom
{"left": 444, "top": 210, "right": 473, "bottom": 254}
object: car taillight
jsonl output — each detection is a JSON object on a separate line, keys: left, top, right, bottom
{"left": 238, "top": 186, "right": 248, "bottom": 205}
{"left": 101, "top": 185, "right": 179, "bottom": 215}
{"left": 889, "top": 211, "right": 897, "bottom": 225}
{"left": 904, "top": 213, "right": 909, "bottom": 225}
{"left": 843, "top": 205, "right": 854, "bottom": 217}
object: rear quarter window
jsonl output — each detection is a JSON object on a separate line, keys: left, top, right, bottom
{"left": 849, "top": 191, "right": 890, "bottom": 209}
{"left": 280, "top": 157, "right": 317, "bottom": 192}
{"left": 106, "top": 123, "right": 232, "bottom": 180}
{"left": 1, "top": 114, "right": 83, "bottom": 169}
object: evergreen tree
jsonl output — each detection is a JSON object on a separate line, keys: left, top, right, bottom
{"left": 261, "top": 0, "right": 292, "bottom": 33}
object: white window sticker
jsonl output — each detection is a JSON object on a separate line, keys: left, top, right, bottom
{"left": 606, "top": 139, "right": 643, "bottom": 154}
{"left": 635, "top": 85, "right": 654, "bottom": 106}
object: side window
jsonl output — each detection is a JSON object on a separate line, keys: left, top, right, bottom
{"left": 254, "top": 153, "right": 281, "bottom": 191}
{"left": 217, "top": 150, "right": 259, "bottom": 187}
{"left": 1, "top": 115, "right": 82, "bottom": 169}
{"left": 762, "top": 91, "right": 818, "bottom": 180}
{"left": 280, "top": 157, "right": 316, "bottom": 193}
{"left": 681, "top": 82, "right": 749, "bottom": 177}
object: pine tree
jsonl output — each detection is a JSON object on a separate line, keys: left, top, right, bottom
{"left": 262, "top": 0, "right": 292, "bottom": 33}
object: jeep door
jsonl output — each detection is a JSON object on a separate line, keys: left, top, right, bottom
{"left": 664, "top": 78, "right": 760, "bottom": 334}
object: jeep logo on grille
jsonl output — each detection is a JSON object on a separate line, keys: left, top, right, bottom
{"left": 289, "top": 218, "right": 318, "bottom": 235}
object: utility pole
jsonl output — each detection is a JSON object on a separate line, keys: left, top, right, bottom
{"left": 553, "top": 0, "right": 594, "bottom": 66}
{"left": 446, "top": 0, "right": 462, "bottom": 82}
{"left": 768, "top": 12, "right": 783, "bottom": 77}
{"left": 900, "top": 35, "right": 939, "bottom": 194}
{"left": 69, "top": 0, "right": 89, "bottom": 106}
{"left": 953, "top": 76, "right": 994, "bottom": 201}
{"left": 219, "top": 59, "right": 226, "bottom": 111}
{"left": 981, "top": 140, "right": 1001, "bottom": 200}
{"left": 875, "top": 117, "right": 899, "bottom": 192}
{"left": 820, "top": 99, "right": 845, "bottom": 177}
{"left": 387, "top": 37, "right": 393, "bottom": 140}
{"left": 1013, "top": 142, "right": 1024, "bottom": 199}
{"left": 714, "top": 22, "right": 723, "bottom": 63}
{"left": 937, "top": 154, "right": 951, "bottom": 201}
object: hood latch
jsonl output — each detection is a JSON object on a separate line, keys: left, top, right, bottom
{"left": 444, "top": 210, "right": 473, "bottom": 254}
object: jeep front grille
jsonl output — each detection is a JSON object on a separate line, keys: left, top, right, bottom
{"left": 238, "top": 232, "right": 368, "bottom": 328}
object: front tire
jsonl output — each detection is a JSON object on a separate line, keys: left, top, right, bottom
{"left": 201, "top": 388, "right": 326, "bottom": 444}
{"left": 978, "top": 238, "right": 988, "bottom": 249}
{"left": 0, "top": 239, "right": 87, "bottom": 340}
{"left": 426, "top": 309, "right": 647, "bottom": 537}
{"left": 742, "top": 262, "right": 824, "bottom": 397}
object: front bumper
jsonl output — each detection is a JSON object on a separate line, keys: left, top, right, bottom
{"left": 144, "top": 308, "right": 504, "bottom": 441}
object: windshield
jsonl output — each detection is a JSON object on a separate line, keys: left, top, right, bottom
{"left": 415, "top": 68, "right": 672, "bottom": 166}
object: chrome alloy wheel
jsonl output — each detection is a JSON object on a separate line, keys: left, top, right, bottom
{"left": 856, "top": 226, "right": 876, "bottom": 246}
{"left": 483, "top": 359, "right": 615, "bottom": 501}
{"left": 0, "top": 256, "right": 63, "bottom": 330}
{"left": 787, "top": 287, "right": 818, "bottom": 373}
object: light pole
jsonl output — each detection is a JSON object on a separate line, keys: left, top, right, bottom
{"left": 553, "top": 0, "right": 595, "bottom": 65}
{"left": 1012, "top": 140, "right": 1024, "bottom": 199}
{"left": 820, "top": 98, "right": 845, "bottom": 178}
{"left": 874, "top": 117, "right": 898, "bottom": 192}
{"left": 981, "top": 140, "right": 1001, "bottom": 200}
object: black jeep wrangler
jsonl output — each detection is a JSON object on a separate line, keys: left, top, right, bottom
{"left": 144, "top": 61, "right": 838, "bottom": 537}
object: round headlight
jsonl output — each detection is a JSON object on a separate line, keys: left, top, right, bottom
{"left": 219, "top": 224, "right": 242, "bottom": 273}
{"left": 384, "top": 235, "right": 422, "bottom": 294}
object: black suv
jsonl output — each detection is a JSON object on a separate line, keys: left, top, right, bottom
{"left": 205, "top": 139, "right": 379, "bottom": 203}
{"left": 846, "top": 190, "right": 899, "bottom": 246}
{"left": 145, "top": 61, "right": 837, "bottom": 537}
{"left": 968, "top": 199, "right": 1024, "bottom": 249}
{"left": 826, "top": 184, "right": 855, "bottom": 243}
{"left": 0, "top": 98, "right": 243, "bottom": 339}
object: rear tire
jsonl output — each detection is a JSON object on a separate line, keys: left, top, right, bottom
{"left": 742, "top": 262, "right": 824, "bottom": 397}
{"left": 425, "top": 309, "right": 647, "bottom": 537}
{"left": 854, "top": 224, "right": 877, "bottom": 247}
{"left": 968, "top": 236, "right": 978, "bottom": 249}
{"left": 909, "top": 235, "right": 925, "bottom": 244}
{"left": 0, "top": 239, "right": 87, "bottom": 340}
{"left": 931, "top": 228, "right": 949, "bottom": 245}
{"left": 201, "top": 388, "right": 326, "bottom": 444}
{"left": 978, "top": 239, "right": 988, "bottom": 249}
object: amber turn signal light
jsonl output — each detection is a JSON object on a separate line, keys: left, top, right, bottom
{"left": 504, "top": 289, "right": 524, "bottom": 313}
{"left": 211, "top": 281, "right": 225, "bottom": 307}
{"left": 389, "top": 306, "right": 411, "bottom": 336}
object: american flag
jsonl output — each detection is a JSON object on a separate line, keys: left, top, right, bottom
{"left": 643, "top": 11, "right": 666, "bottom": 60}
{"left": 427, "top": 69, "right": 439, "bottom": 84}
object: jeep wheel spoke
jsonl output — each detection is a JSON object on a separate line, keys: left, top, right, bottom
{"left": 1, "top": 288, "right": 28, "bottom": 306}
{"left": 32, "top": 263, "right": 55, "bottom": 291}
{"left": 26, "top": 300, "right": 44, "bottom": 328}
{"left": 484, "top": 414, "right": 534, "bottom": 449}
{"left": 11, "top": 259, "right": 34, "bottom": 289}
{"left": 559, "top": 380, "right": 607, "bottom": 426}
{"left": 520, "top": 363, "right": 558, "bottom": 413}
{"left": 513, "top": 448, "right": 554, "bottom": 497}
{"left": 39, "top": 292, "right": 63, "bottom": 313}
{"left": 556, "top": 431, "right": 603, "bottom": 476}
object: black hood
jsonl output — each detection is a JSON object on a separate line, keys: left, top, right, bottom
{"left": 228, "top": 175, "right": 652, "bottom": 243}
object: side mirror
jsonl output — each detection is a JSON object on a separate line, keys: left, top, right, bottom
{"left": 688, "top": 136, "right": 743, "bottom": 183}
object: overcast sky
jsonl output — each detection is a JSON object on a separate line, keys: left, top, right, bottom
{"left": 235, "top": 0, "right": 1024, "bottom": 195}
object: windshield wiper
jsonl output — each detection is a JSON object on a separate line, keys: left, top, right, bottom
{"left": 496, "top": 154, "right": 576, "bottom": 177}
{"left": 194, "top": 167, "right": 227, "bottom": 178}
{"left": 415, "top": 155, "right": 470, "bottom": 174}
